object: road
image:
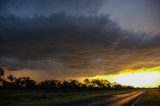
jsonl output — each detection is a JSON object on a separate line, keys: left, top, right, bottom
{"left": 55, "top": 90, "right": 145, "bottom": 106}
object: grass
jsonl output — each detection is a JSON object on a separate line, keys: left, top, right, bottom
{"left": 136, "top": 89, "right": 160, "bottom": 106}
{"left": 0, "top": 90, "right": 134, "bottom": 106}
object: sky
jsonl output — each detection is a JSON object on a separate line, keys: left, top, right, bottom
{"left": 0, "top": 0, "right": 160, "bottom": 87}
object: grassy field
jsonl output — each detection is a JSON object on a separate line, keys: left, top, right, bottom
{"left": 136, "top": 89, "right": 160, "bottom": 106}
{"left": 0, "top": 90, "right": 134, "bottom": 106}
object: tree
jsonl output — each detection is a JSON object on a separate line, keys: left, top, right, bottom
{"left": 25, "top": 79, "right": 36, "bottom": 89}
{"left": 7, "top": 75, "right": 15, "bottom": 82}
{"left": 0, "top": 67, "right": 5, "bottom": 87}
{"left": 68, "top": 80, "right": 81, "bottom": 90}
{"left": 84, "top": 79, "right": 90, "bottom": 87}
{"left": 0, "top": 67, "right": 4, "bottom": 77}
{"left": 37, "top": 80, "right": 59, "bottom": 90}
{"left": 91, "top": 79, "right": 103, "bottom": 88}
{"left": 112, "top": 82, "right": 122, "bottom": 90}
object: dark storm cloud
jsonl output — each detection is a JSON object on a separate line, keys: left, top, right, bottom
{"left": 0, "top": 12, "right": 159, "bottom": 73}
{"left": 0, "top": 0, "right": 108, "bottom": 17}
{"left": 0, "top": 13, "right": 122, "bottom": 71}
{"left": 1, "top": 0, "right": 160, "bottom": 78}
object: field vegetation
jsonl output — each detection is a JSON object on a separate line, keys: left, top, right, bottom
{"left": 0, "top": 90, "right": 135, "bottom": 106}
{"left": 136, "top": 89, "right": 160, "bottom": 106}
{"left": 0, "top": 66, "right": 136, "bottom": 106}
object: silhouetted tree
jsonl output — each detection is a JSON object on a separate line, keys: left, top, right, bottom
{"left": 25, "top": 79, "right": 36, "bottom": 89}
{"left": 91, "top": 79, "right": 103, "bottom": 88}
{"left": 37, "top": 80, "right": 60, "bottom": 90}
{"left": 0, "top": 67, "right": 5, "bottom": 88}
{"left": 6, "top": 76, "right": 36, "bottom": 89}
{"left": 112, "top": 82, "right": 123, "bottom": 90}
{"left": 68, "top": 80, "right": 81, "bottom": 90}
{"left": 7, "top": 75, "right": 15, "bottom": 82}
{"left": 0, "top": 68, "right": 134, "bottom": 90}
{"left": 0, "top": 67, "right": 4, "bottom": 77}
{"left": 84, "top": 79, "right": 90, "bottom": 87}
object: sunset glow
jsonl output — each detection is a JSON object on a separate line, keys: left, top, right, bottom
{"left": 91, "top": 67, "right": 160, "bottom": 87}
{"left": 1, "top": 1, "right": 160, "bottom": 106}
{"left": 113, "top": 72, "right": 160, "bottom": 87}
{"left": 1, "top": 0, "right": 160, "bottom": 89}
{"left": 6, "top": 67, "right": 160, "bottom": 88}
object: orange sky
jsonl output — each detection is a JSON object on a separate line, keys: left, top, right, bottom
{"left": 5, "top": 66, "right": 160, "bottom": 88}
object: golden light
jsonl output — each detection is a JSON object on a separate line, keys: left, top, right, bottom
{"left": 113, "top": 72, "right": 160, "bottom": 87}
{"left": 91, "top": 67, "right": 160, "bottom": 87}
{"left": 5, "top": 66, "right": 160, "bottom": 88}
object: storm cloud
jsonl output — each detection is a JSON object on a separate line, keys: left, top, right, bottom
{"left": 0, "top": 0, "right": 108, "bottom": 17}
{"left": 0, "top": 0, "right": 160, "bottom": 79}
{"left": 0, "top": 13, "right": 122, "bottom": 70}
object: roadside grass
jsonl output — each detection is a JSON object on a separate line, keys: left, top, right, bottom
{"left": 0, "top": 90, "right": 134, "bottom": 106}
{"left": 136, "top": 89, "right": 160, "bottom": 106}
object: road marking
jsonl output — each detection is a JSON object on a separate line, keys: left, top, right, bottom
{"left": 87, "top": 91, "right": 144, "bottom": 106}
{"left": 131, "top": 91, "right": 146, "bottom": 106}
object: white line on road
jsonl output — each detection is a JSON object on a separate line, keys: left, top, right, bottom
{"left": 131, "top": 91, "right": 146, "bottom": 106}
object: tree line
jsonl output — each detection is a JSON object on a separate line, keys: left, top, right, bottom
{"left": 0, "top": 67, "right": 134, "bottom": 91}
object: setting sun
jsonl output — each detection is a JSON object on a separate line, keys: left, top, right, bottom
{"left": 91, "top": 67, "right": 160, "bottom": 88}
{"left": 113, "top": 72, "right": 160, "bottom": 87}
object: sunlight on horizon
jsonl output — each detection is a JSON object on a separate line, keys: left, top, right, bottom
{"left": 5, "top": 67, "right": 160, "bottom": 88}
{"left": 112, "top": 72, "right": 160, "bottom": 87}
{"left": 91, "top": 67, "right": 160, "bottom": 88}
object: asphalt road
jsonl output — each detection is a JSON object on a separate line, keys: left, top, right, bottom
{"left": 54, "top": 90, "right": 145, "bottom": 106}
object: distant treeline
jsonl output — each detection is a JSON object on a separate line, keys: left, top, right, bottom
{"left": 0, "top": 67, "right": 134, "bottom": 91}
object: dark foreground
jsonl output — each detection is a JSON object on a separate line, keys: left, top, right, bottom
{"left": 0, "top": 90, "right": 137, "bottom": 106}
{"left": 136, "top": 89, "right": 160, "bottom": 106}
{"left": 54, "top": 90, "right": 145, "bottom": 106}
{"left": 1, "top": 89, "right": 160, "bottom": 106}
